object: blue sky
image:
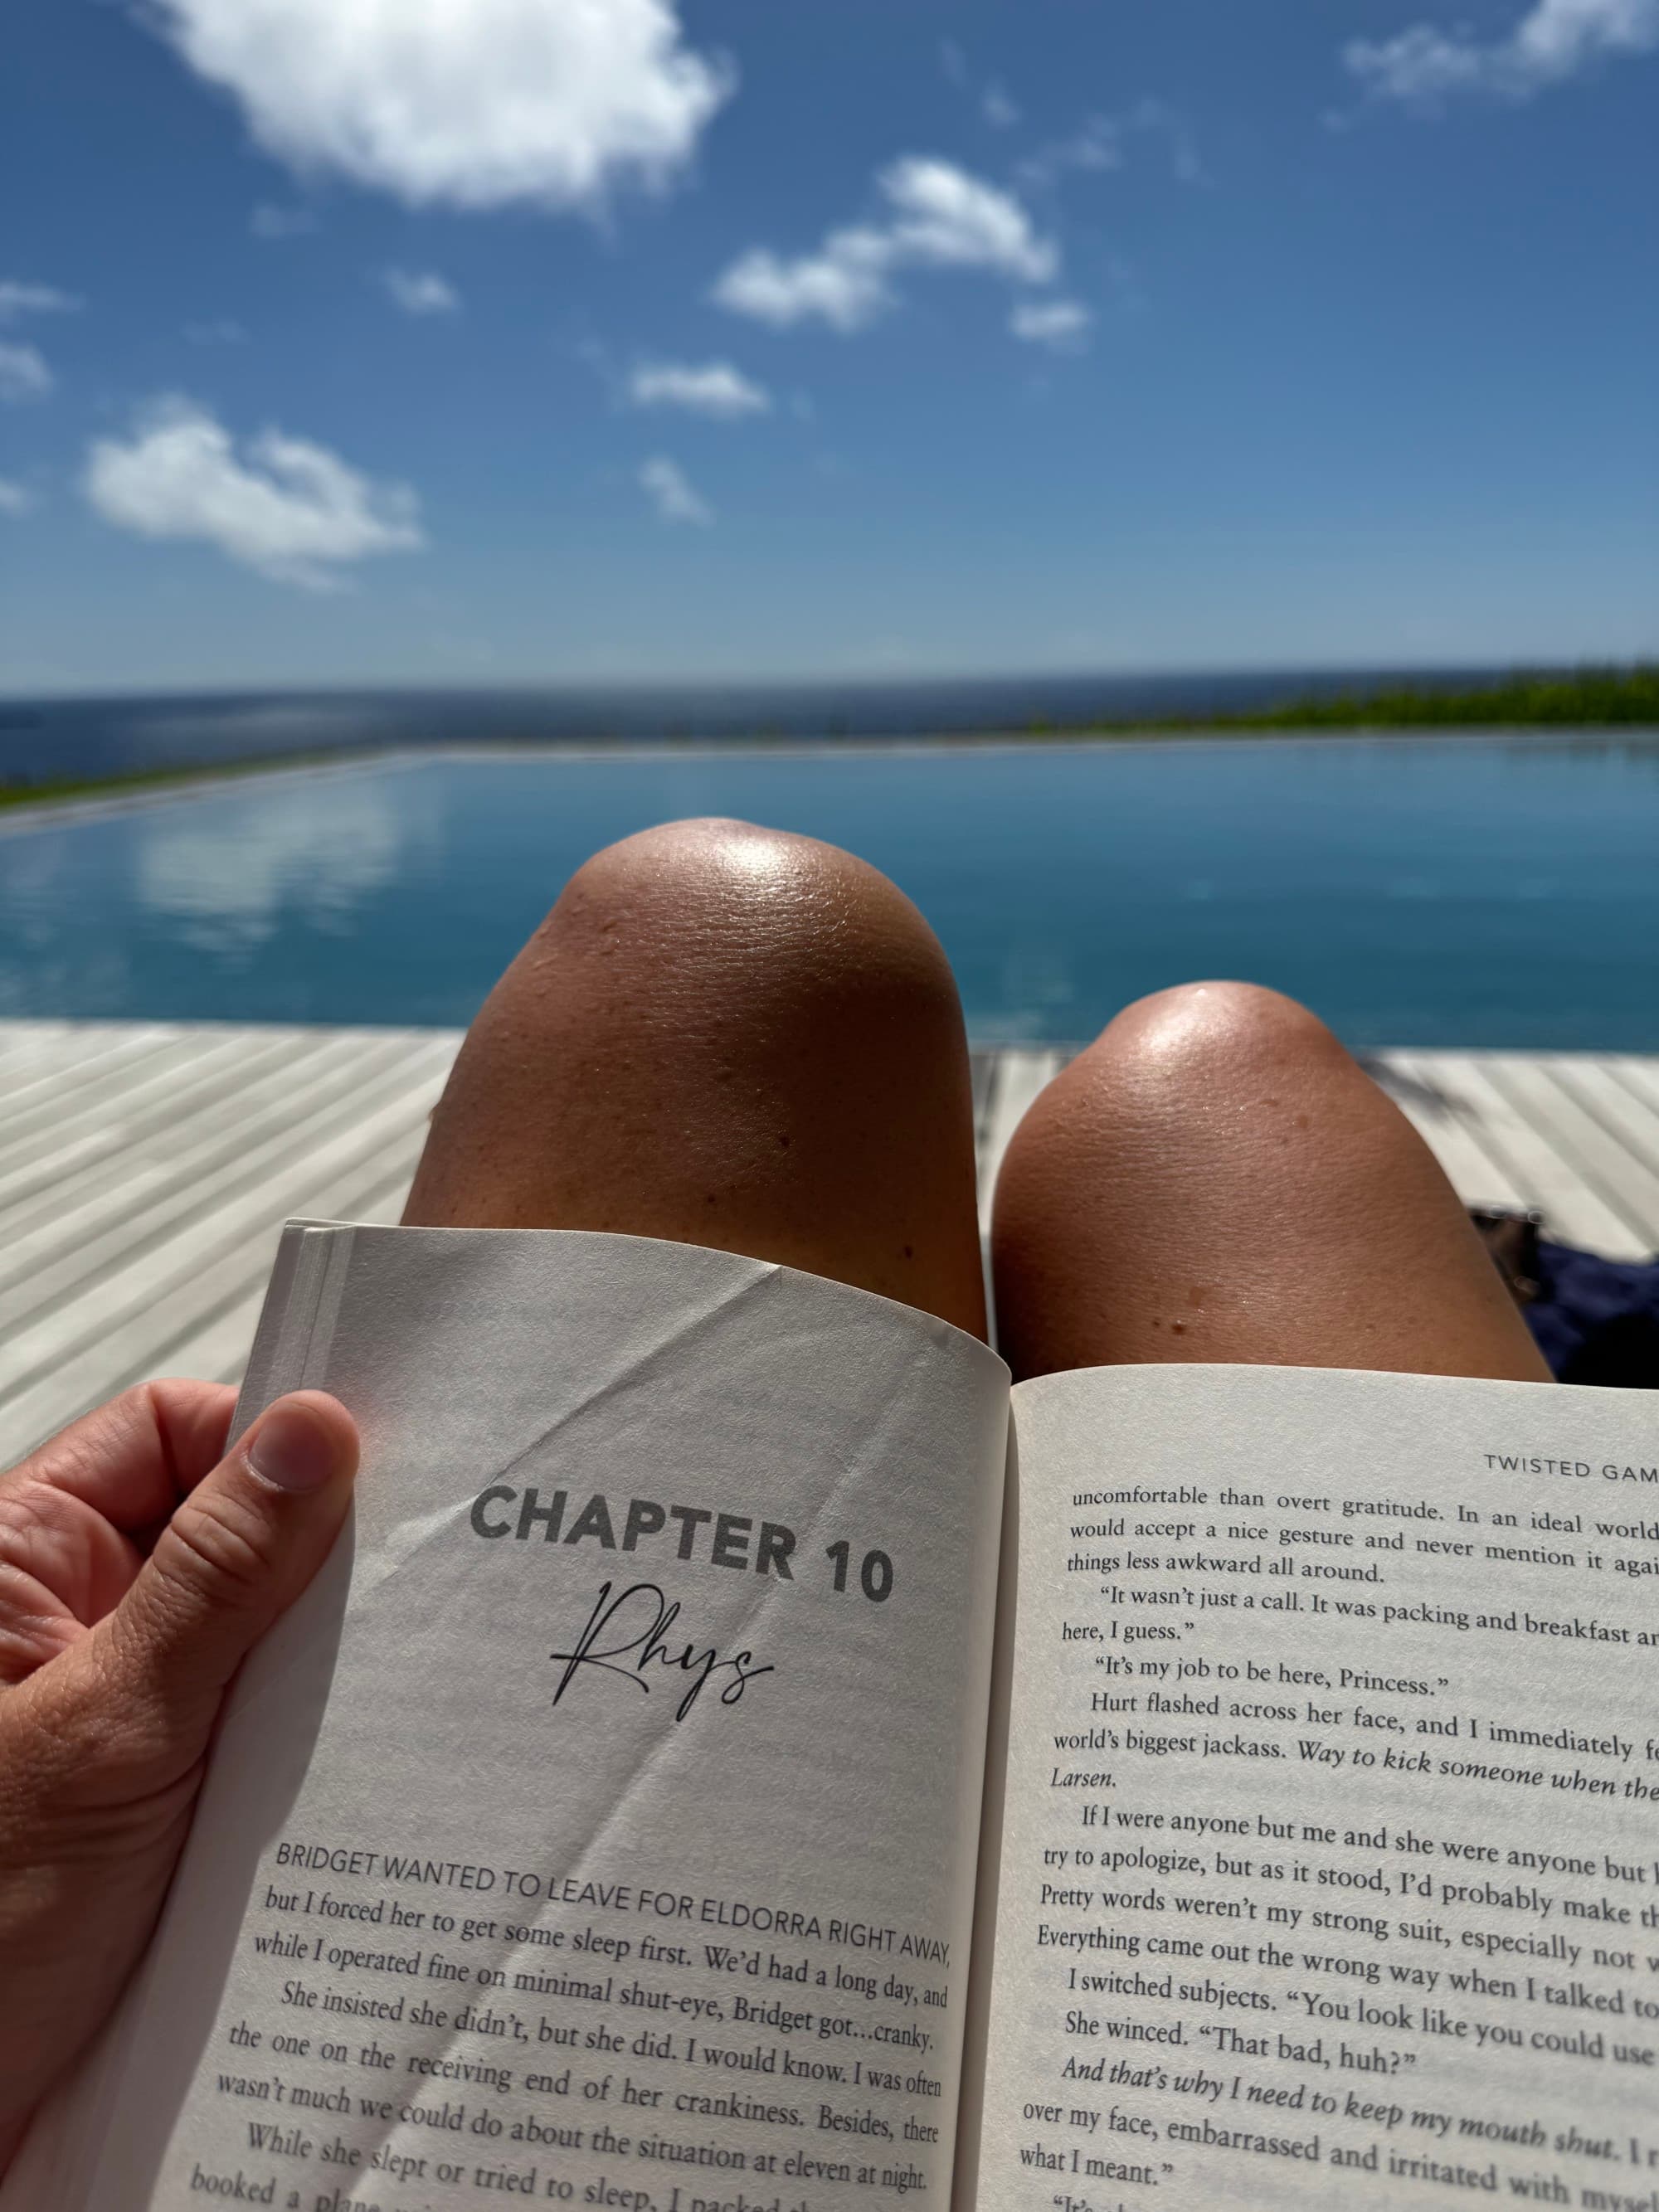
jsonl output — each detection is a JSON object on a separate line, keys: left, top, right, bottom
{"left": 0, "top": 0, "right": 1654, "bottom": 693}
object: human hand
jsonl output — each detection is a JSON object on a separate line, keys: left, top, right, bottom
{"left": 0, "top": 1380, "right": 358, "bottom": 2171}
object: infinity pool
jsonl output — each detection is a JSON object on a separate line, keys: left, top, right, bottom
{"left": 2, "top": 735, "right": 1654, "bottom": 1048}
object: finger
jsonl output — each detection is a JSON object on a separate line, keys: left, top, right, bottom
{"left": 2, "top": 1380, "right": 238, "bottom": 1532}
{"left": 90, "top": 1392, "right": 359, "bottom": 1760}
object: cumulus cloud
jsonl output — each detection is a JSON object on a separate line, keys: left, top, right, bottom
{"left": 1010, "top": 298, "right": 1092, "bottom": 351}
{"left": 713, "top": 237, "right": 891, "bottom": 334}
{"left": 83, "top": 397, "right": 424, "bottom": 588}
{"left": 147, "top": 0, "right": 732, "bottom": 214}
{"left": 381, "top": 267, "right": 461, "bottom": 316}
{"left": 0, "top": 282, "right": 81, "bottom": 323}
{"left": 713, "top": 157, "right": 1057, "bottom": 333}
{"left": 639, "top": 455, "right": 711, "bottom": 524}
{"left": 1346, "top": 0, "right": 1659, "bottom": 104}
{"left": 627, "top": 359, "right": 771, "bottom": 417}
{"left": 0, "top": 478, "right": 34, "bottom": 516}
{"left": 883, "top": 158, "right": 1056, "bottom": 277}
{"left": 0, "top": 343, "right": 52, "bottom": 403}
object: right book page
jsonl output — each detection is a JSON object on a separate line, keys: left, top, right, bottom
{"left": 963, "top": 1363, "right": 1659, "bottom": 2210}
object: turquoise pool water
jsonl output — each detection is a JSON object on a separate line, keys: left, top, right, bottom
{"left": 1, "top": 735, "right": 1654, "bottom": 1048}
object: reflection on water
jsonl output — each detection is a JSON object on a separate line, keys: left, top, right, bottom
{"left": 2, "top": 735, "right": 1656, "bottom": 1048}
{"left": 134, "top": 776, "right": 414, "bottom": 955}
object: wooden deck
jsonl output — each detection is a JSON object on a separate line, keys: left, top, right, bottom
{"left": 4, "top": 1019, "right": 1658, "bottom": 1465}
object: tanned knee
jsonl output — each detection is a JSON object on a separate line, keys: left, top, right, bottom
{"left": 406, "top": 814, "right": 985, "bottom": 1333}
{"left": 1090, "top": 980, "right": 1352, "bottom": 1097}
{"left": 1000, "top": 983, "right": 1339, "bottom": 1191}
{"left": 540, "top": 816, "right": 956, "bottom": 1014}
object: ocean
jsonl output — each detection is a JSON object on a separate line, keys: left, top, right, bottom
{"left": 0, "top": 666, "right": 1529, "bottom": 787}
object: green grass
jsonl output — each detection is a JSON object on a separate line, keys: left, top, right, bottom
{"left": 0, "top": 746, "right": 385, "bottom": 813}
{"left": 1098, "top": 662, "right": 1659, "bottom": 734}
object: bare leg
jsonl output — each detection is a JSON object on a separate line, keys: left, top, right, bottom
{"left": 404, "top": 818, "right": 987, "bottom": 1339}
{"left": 992, "top": 981, "right": 1550, "bottom": 1383}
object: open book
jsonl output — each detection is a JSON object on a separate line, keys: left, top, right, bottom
{"left": 10, "top": 1226, "right": 1659, "bottom": 2211}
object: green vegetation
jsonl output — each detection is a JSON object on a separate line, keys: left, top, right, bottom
{"left": 1122, "top": 662, "right": 1659, "bottom": 733}
{"left": 0, "top": 747, "right": 382, "bottom": 813}
{"left": 2, "top": 665, "right": 1654, "bottom": 816}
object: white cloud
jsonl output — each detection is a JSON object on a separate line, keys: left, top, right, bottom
{"left": 183, "top": 317, "right": 250, "bottom": 344}
{"left": 0, "top": 343, "right": 52, "bottom": 403}
{"left": 381, "top": 267, "right": 461, "bottom": 316}
{"left": 148, "top": 0, "right": 732, "bottom": 215}
{"left": 713, "top": 236, "right": 892, "bottom": 334}
{"left": 251, "top": 202, "right": 319, "bottom": 239}
{"left": 0, "top": 478, "right": 34, "bottom": 516}
{"left": 1346, "top": 0, "right": 1659, "bottom": 104}
{"left": 1010, "top": 297, "right": 1092, "bottom": 351}
{"left": 639, "top": 455, "right": 711, "bottom": 525}
{"left": 83, "top": 396, "right": 424, "bottom": 588}
{"left": 884, "top": 158, "right": 1056, "bottom": 278}
{"left": 627, "top": 359, "right": 771, "bottom": 417}
{"left": 713, "top": 157, "right": 1057, "bottom": 333}
{"left": 0, "top": 282, "right": 81, "bottom": 323}
{"left": 1019, "top": 100, "right": 1203, "bottom": 191}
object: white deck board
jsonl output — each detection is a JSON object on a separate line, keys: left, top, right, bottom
{"left": 1479, "top": 1056, "right": 1659, "bottom": 1251}
{"left": 1391, "top": 1054, "right": 1644, "bottom": 1258}
{"left": 976, "top": 1052, "right": 1064, "bottom": 1234}
{"left": 1364, "top": 1053, "right": 1531, "bottom": 1215}
{"left": 3, "top": 1021, "right": 1657, "bottom": 1464}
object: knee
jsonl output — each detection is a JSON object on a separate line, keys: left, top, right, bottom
{"left": 543, "top": 817, "right": 955, "bottom": 1005}
{"left": 1001, "top": 982, "right": 1354, "bottom": 1192}
{"left": 1090, "top": 981, "right": 1351, "bottom": 1101}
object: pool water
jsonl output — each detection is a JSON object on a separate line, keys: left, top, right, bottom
{"left": 1, "top": 735, "right": 1655, "bottom": 1048}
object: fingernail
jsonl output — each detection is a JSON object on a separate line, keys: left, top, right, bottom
{"left": 247, "top": 1402, "right": 339, "bottom": 1494}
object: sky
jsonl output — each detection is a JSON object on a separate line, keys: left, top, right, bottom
{"left": 0, "top": 0, "right": 1655, "bottom": 695}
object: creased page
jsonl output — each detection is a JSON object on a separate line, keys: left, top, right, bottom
{"left": 8, "top": 1228, "right": 1008, "bottom": 2212}
{"left": 971, "top": 1364, "right": 1659, "bottom": 2211}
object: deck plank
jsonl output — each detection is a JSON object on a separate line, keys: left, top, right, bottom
{"left": 1402, "top": 1053, "right": 1647, "bottom": 1257}
{"left": 977, "top": 1051, "right": 1064, "bottom": 1232}
{"left": 1370, "top": 1052, "right": 1532, "bottom": 1213}
{"left": 1480, "top": 1056, "right": 1659, "bottom": 1251}
{"left": 0, "top": 1034, "right": 444, "bottom": 1329}
{"left": 4, "top": 1023, "right": 1658, "bottom": 1464}
{"left": 0, "top": 1063, "right": 450, "bottom": 1455}
{"left": 0, "top": 1031, "right": 239, "bottom": 1162}
{"left": 0, "top": 1030, "right": 397, "bottom": 1286}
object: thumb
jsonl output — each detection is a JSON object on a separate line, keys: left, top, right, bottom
{"left": 95, "top": 1391, "right": 359, "bottom": 1759}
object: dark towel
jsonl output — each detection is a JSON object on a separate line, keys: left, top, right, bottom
{"left": 1527, "top": 1242, "right": 1659, "bottom": 1388}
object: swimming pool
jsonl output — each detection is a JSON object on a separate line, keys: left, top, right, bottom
{"left": 2, "top": 734, "right": 1654, "bottom": 1048}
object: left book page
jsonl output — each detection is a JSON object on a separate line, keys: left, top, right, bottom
{"left": 7, "top": 1224, "right": 1010, "bottom": 2212}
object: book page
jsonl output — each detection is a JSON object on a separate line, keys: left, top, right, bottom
{"left": 966, "top": 1364, "right": 1659, "bottom": 2211}
{"left": 7, "top": 1227, "right": 1009, "bottom": 2212}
